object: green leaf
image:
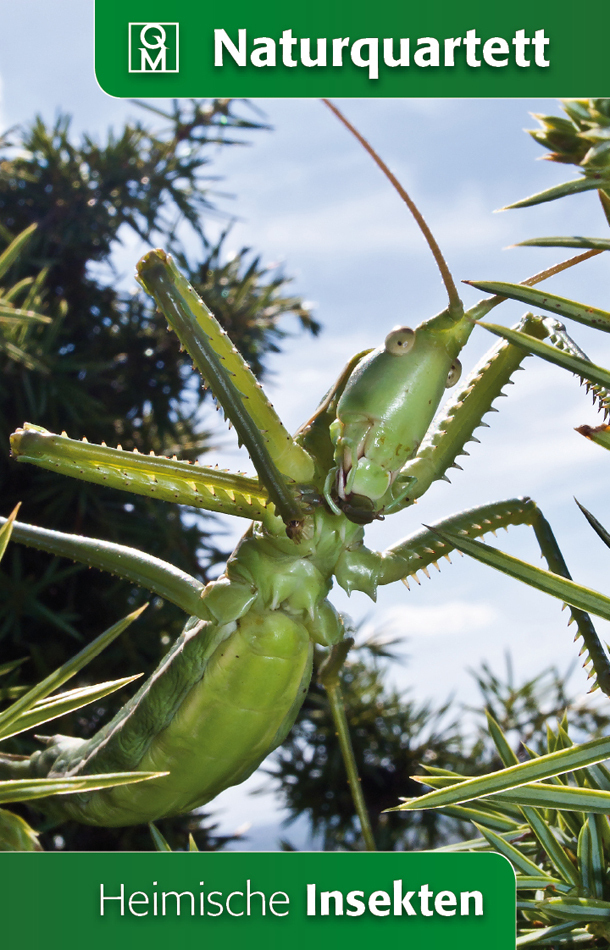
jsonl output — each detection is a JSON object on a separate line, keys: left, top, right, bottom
{"left": 0, "top": 658, "right": 27, "bottom": 679}
{"left": 574, "top": 499, "right": 610, "bottom": 551}
{"left": 579, "top": 761, "right": 610, "bottom": 792}
{"left": 466, "top": 281, "right": 610, "bottom": 333}
{"left": 576, "top": 423, "right": 610, "bottom": 451}
{"left": 0, "top": 771, "right": 168, "bottom": 805}
{"left": 0, "top": 504, "right": 20, "bottom": 564}
{"left": 500, "top": 176, "right": 609, "bottom": 210}
{"left": 0, "top": 808, "right": 41, "bottom": 851}
{"left": 414, "top": 773, "right": 610, "bottom": 813}
{"left": 590, "top": 816, "right": 606, "bottom": 899}
{"left": 0, "top": 339, "right": 47, "bottom": 371}
{"left": 0, "top": 687, "right": 29, "bottom": 701}
{"left": 0, "top": 224, "right": 38, "bottom": 283}
{"left": 486, "top": 710, "right": 519, "bottom": 767}
{"left": 388, "top": 735, "right": 610, "bottom": 811}
{"left": 439, "top": 804, "right": 519, "bottom": 832}
{"left": 516, "top": 922, "right": 581, "bottom": 947}
{"left": 149, "top": 822, "right": 172, "bottom": 852}
{"left": 428, "top": 527, "right": 610, "bottom": 623}
{"left": 477, "top": 321, "right": 610, "bottom": 390}
{"left": 0, "top": 605, "right": 147, "bottom": 734}
{"left": 473, "top": 822, "right": 554, "bottom": 878}
{"left": 0, "top": 675, "right": 143, "bottom": 740}
{"left": 434, "top": 828, "right": 528, "bottom": 854}
{"left": 539, "top": 896, "right": 610, "bottom": 921}
{"left": 520, "top": 807, "right": 580, "bottom": 889}
{"left": 0, "top": 306, "right": 51, "bottom": 324}
{"left": 578, "top": 817, "right": 603, "bottom": 899}
{"left": 516, "top": 876, "right": 566, "bottom": 891}
{"left": 517, "top": 236, "right": 610, "bottom": 251}
{"left": 490, "top": 782, "right": 610, "bottom": 814}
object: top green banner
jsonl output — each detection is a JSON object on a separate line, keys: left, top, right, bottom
{"left": 95, "top": 0, "right": 610, "bottom": 98}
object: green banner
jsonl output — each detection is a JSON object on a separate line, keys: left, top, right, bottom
{"left": 95, "top": 0, "right": 610, "bottom": 98}
{"left": 1, "top": 851, "right": 514, "bottom": 949}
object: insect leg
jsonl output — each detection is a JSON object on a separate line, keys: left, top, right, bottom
{"left": 335, "top": 497, "right": 538, "bottom": 599}
{"left": 11, "top": 424, "right": 273, "bottom": 522}
{"left": 383, "top": 315, "right": 551, "bottom": 513}
{"left": 318, "top": 638, "right": 377, "bottom": 852}
{"left": 0, "top": 516, "right": 207, "bottom": 618}
{"left": 378, "top": 499, "right": 610, "bottom": 697}
{"left": 137, "top": 250, "right": 315, "bottom": 529}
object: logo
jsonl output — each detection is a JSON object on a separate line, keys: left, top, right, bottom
{"left": 128, "top": 23, "right": 179, "bottom": 73}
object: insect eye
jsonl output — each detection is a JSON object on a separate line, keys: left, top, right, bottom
{"left": 446, "top": 359, "right": 462, "bottom": 388}
{"left": 384, "top": 326, "right": 415, "bottom": 355}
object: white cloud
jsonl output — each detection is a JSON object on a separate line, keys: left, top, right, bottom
{"left": 369, "top": 601, "right": 499, "bottom": 640}
{"left": 225, "top": 183, "right": 512, "bottom": 265}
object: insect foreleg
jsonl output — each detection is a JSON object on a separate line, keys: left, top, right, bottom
{"left": 335, "top": 498, "right": 538, "bottom": 599}
{"left": 295, "top": 349, "right": 374, "bottom": 487}
{"left": 380, "top": 499, "right": 541, "bottom": 583}
{"left": 336, "top": 493, "right": 610, "bottom": 697}
{"left": 383, "top": 315, "right": 551, "bottom": 514}
{"left": 378, "top": 499, "right": 610, "bottom": 696}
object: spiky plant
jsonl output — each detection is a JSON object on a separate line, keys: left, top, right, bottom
{"left": 382, "top": 99, "right": 610, "bottom": 941}
{"left": 395, "top": 707, "right": 610, "bottom": 947}
{"left": 0, "top": 507, "right": 167, "bottom": 850}
{"left": 0, "top": 224, "right": 57, "bottom": 372}
{"left": 504, "top": 98, "right": 610, "bottom": 223}
{"left": 0, "top": 226, "right": 167, "bottom": 849}
{"left": 390, "top": 434, "right": 610, "bottom": 945}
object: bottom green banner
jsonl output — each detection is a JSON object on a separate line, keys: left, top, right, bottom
{"left": 0, "top": 851, "right": 515, "bottom": 948}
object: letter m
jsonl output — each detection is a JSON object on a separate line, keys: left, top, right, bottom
{"left": 141, "top": 48, "right": 166, "bottom": 71}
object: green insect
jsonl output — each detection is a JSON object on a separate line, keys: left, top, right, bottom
{"left": 1, "top": 100, "right": 609, "bottom": 834}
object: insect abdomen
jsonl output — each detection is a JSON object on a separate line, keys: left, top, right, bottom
{"left": 30, "top": 609, "right": 312, "bottom": 827}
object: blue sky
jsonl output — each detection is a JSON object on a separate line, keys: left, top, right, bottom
{"left": 2, "top": 3, "right": 610, "bottom": 845}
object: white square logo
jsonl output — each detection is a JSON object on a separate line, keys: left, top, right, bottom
{"left": 128, "top": 23, "right": 179, "bottom": 73}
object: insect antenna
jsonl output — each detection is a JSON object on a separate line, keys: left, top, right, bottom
{"left": 322, "top": 98, "right": 462, "bottom": 317}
